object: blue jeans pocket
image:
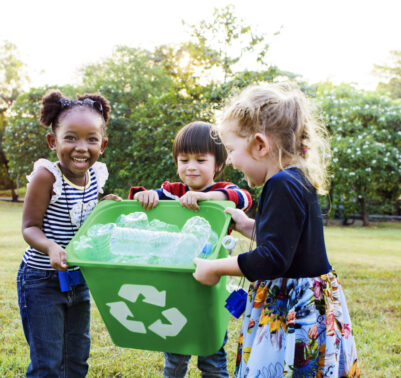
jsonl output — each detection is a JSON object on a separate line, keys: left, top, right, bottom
{"left": 23, "top": 267, "right": 53, "bottom": 288}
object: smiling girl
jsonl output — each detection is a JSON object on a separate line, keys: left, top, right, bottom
{"left": 17, "top": 89, "right": 120, "bottom": 377}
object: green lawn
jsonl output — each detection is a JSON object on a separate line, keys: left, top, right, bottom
{"left": 0, "top": 201, "right": 400, "bottom": 377}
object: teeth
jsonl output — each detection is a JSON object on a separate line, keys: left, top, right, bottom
{"left": 74, "top": 158, "right": 87, "bottom": 162}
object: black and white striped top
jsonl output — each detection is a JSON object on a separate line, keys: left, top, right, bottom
{"left": 22, "top": 159, "right": 108, "bottom": 270}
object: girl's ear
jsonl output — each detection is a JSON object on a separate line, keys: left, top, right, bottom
{"left": 47, "top": 133, "right": 57, "bottom": 151}
{"left": 251, "top": 133, "right": 270, "bottom": 158}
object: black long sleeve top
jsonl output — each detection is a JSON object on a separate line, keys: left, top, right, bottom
{"left": 238, "top": 167, "right": 332, "bottom": 281}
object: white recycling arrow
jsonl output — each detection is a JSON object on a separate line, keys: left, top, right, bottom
{"left": 148, "top": 307, "right": 187, "bottom": 339}
{"left": 118, "top": 284, "right": 166, "bottom": 307}
{"left": 106, "top": 301, "right": 146, "bottom": 334}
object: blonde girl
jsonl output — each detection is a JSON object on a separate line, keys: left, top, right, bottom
{"left": 194, "top": 84, "right": 360, "bottom": 377}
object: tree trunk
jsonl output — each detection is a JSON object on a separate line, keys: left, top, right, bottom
{"left": 1, "top": 157, "right": 18, "bottom": 202}
{"left": 359, "top": 197, "right": 369, "bottom": 226}
{"left": 11, "top": 186, "right": 18, "bottom": 202}
{"left": 394, "top": 199, "right": 401, "bottom": 216}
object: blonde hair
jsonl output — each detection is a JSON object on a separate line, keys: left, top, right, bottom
{"left": 221, "top": 83, "right": 330, "bottom": 194}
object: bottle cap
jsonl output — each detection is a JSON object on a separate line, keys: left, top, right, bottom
{"left": 222, "top": 235, "right": 237, "bottom": 250}
{"left": 200, "top": 242, "right": 212, "bottom": 257}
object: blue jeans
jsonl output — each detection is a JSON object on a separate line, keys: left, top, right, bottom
{"left": 17, "top": 262, "right": 91, "bottom": 377}
{"left": 163, "top": 332, "right": 229, "bottom": 378}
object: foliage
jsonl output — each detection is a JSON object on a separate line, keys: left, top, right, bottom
{"left": 316, "top": 83, "right": 401, "bottom": 222}
{"left": 79, "top": 29, "right": 281, "bottom": 199}
{"left": 80, "top": 46, "right": 204, "bottom": 196}
{"left": 3, "top": 6, "right": 283, "bottom": 203}
{"left": 0, "top": 41, "right": 28, "bottom": 113}
{"left": 81, "top": 46, "right": 174, "bottom": 120}
{"left": 0, "top": 41, "right": 29, "bottom": 196}
{"left": 183, "top": 5, "right": 275, "bottom": 82}
{"left": 374, "top": 50, "right": 401, "bottom": 98}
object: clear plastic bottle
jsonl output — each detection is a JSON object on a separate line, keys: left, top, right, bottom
{"left": 110, "top": 227, "right": 151, "bottom": 257}
{"left": 116, "top": 212, "right": 149, "bottom": 229}
{"left": 209, "top": 230, "right": 219, "bottom": 249}
{"left": 74, "top": 215, "right": 215, "bottom": 266}
{"left": 149, "top": 218, "right": 180, "bottom": 233}
{"left": 72, "top": 235, "right": 94, "bottom": 260}
{"left": 109, "top": 226, "right": 203, "bottom": 264}
{"left": 87, "top": 223, "right": 116, "bottom": 261}
{"left": 181, "top": 216, "right": 211, "bottom": 249}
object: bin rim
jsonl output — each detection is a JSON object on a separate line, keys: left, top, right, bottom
{"left": 66, "top": 199, "right": 235, "bottom": 269}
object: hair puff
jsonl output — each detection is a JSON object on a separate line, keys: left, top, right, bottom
{"left": 76, "top": 93, "right": 111, "bottom": 123}
{"left": 40, "top": 89, "right": 64, "bottom": 127}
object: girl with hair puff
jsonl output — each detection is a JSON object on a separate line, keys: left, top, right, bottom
{"left": 17, "top": 89, "right": 120, "bottom": 377}
{"left": 194, "top": 84, "right": 360, "bottom": 377}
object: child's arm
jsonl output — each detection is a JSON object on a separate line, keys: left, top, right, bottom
{"left": 212, "top": 183, "right": 252, "bottom": 212}
{"left": 193, "top": 256, "right": 242, "bottom": 285}
{"left": 22, "top": 168, "right": 68, "bottom": 271}
{"left": 179, "top": 182, "right": 252, "bottom": 212}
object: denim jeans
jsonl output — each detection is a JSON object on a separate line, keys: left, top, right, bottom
{"left": 17, "top": 262, "right": 91, "bottom": 377}
{"left": 163, "top": 332, "right": 229, "bottom": 378}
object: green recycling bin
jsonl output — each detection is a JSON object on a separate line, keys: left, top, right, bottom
{"left": 66, "top": 200, "right": 234, "bottom": 356}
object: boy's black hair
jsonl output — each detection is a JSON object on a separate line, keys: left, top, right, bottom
{"left": 172, "top": 121, "right": 227, "bottom": 179}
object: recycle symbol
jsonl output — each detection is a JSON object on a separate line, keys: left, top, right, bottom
{"left": 106, "top": 284, "right": 187, "bottom": 339}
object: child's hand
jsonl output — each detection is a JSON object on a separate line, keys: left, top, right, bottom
{"left": 179, "top": 191, "right": 208, "bottom": 211}
{"left": 193, "top": 257, "right": 221, "bottom": 286}
{"left": 134, "top": 190, "right": 159, "bottom": 210}
{"left": 224, "top": 208, "right": 255, "bottom": 238}
{"left": 47, "top": 242, "right": 68, "bottom": 272}
{"left": 101, "top": 194, "right": 122, "bottom": 201}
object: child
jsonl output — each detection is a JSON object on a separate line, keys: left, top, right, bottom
{"left": 17, "top": 89, "right": 120, "bottom": 377}
{"left": 129, "top": 121, "right": 252, "bottom": 378}
{"left": 193, "top": 84, "right": 360, "bottom": 377}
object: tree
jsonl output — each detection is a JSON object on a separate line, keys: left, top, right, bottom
{"left": 374, "top": 50, "right": 401, "bottom": 98}
{"left": 80, "top": 46, "right": 203, "bottom": 196}
{"left": 316, "top": 83, "right": 401, "bottom": 225}
{"left": 183, "top": 5, "right": 275, "bottom": 83}
{"left": 0, "top": 41, "right": 29, "bottom": 200}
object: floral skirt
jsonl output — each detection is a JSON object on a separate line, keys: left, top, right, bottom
{"left": 234, "top": 271, "right": 360, "bottom": 377}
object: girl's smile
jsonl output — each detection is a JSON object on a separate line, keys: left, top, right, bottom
{"left": 47, "top": 110, "right": 107, "bottom": 186}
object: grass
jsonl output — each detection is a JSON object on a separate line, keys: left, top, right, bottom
{"left": 0, "top": 201, "right": 400, "bottom": 376}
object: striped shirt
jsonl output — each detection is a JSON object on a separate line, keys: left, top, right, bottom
{"left": 23, "top": 162, "right": 106, "bottom": 270}
{"left": 129, "top": 181, "right": 252, "bottom": 212}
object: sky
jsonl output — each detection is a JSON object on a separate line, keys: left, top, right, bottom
{"left": 1, "top": 0, "right": 400, "bottom": 90}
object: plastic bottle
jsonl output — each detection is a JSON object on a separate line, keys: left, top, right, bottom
{"left": 87, "top": 223, "right": 116, "bottom": 261}
{"left": 149, "top": 218, "right": 180, "bottom": 233}
{"left": 116, "top": 212, "right": 149, "bottom": 229}
{"left": 182, "top": 216, "right": 211, "bottom": 248}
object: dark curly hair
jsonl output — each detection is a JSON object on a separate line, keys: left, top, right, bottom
{"left": 40, "top": 89, "right": 111, "bottom": 134}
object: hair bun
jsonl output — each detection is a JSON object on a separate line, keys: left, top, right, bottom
{"left": 40, "top": 89, "right": 64, "bottom": 127}
{"left": 77, "top": 93, "right": 111, "bottom": 123}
